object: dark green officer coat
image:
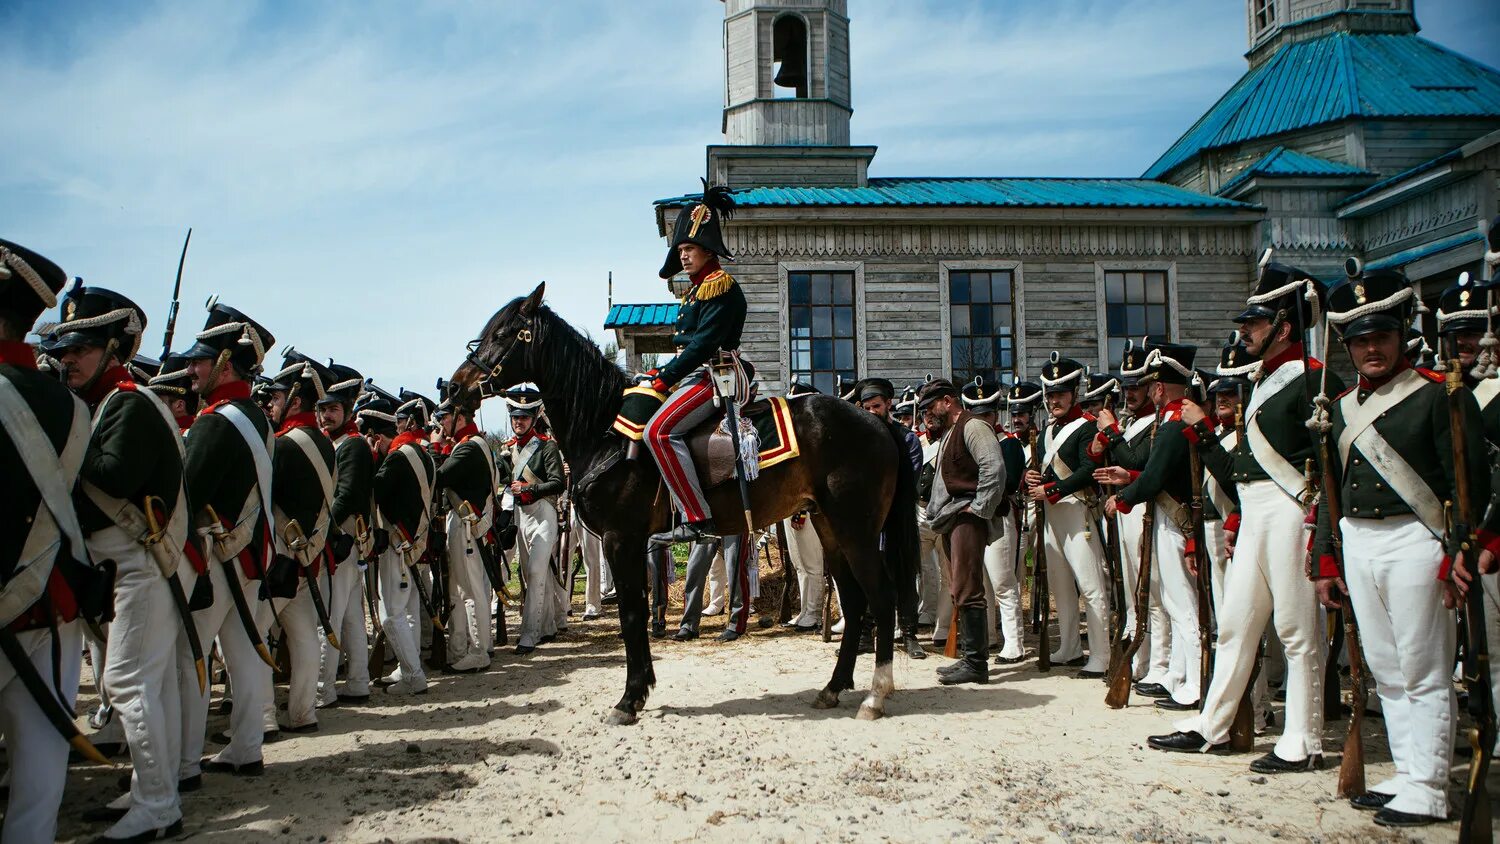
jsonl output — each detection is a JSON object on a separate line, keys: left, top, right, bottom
{"left": 329, "top": 430, "right": 374, "bottom": 540}
{"left": 184, "top": 383, "right": 273, "bottom": 573}
{"left": 437, "top": 435, "right": 496, "bottom": 513}
{"left": 1037, "top": 406, "right": 1102, "bottom": 504}
{"left": 374, "top": 436, "right": 436, "bottom": 541}
{"left": 1, "top": 357, "right": 81, "bottom": 588}
{"left": 656, "top": 270, "right": 747, "bottom": 388}
{"left": 75, "top": 371, "right": 183, "bottom": 535}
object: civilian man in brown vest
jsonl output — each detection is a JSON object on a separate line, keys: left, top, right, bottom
{"left": 918, "top": 378, "right": 1008, "bottom": 685}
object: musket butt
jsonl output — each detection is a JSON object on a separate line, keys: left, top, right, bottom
{"left": 71, "top": 734, "right": 115, "bottom": 766}
{"left": 256, "top": 643, "right": 277, "bottom": 669}
{"left": 743, "top": 511, "right": 755, "bottom": 534}
{"left": 326, "top": 634, "right": 341, "bottom": 650}
{"left": 195, "top": 659, "right": 207, "bottom": 695}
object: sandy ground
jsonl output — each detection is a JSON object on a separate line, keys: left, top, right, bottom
{"left": 44, "top": 591, "right": 1493, "bottom": 844}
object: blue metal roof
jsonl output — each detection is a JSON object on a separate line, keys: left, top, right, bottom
{"left": 1218, "top": 146, "right": 1374, "bottom": 195}
{"left": 1144, "top": 32, "right": 1500, "bottom": 180}
{"left": 1364, "top": 230, "right": 1483, "bottom": 271}
{"left": 1338, "top": 144, "right": 1467, "bottom": 208}
{"left": 655, "top": 178, "right": 1253, "bottom": 209}
{"left": 605, "top": 303, "right": 679, "bottom": 329}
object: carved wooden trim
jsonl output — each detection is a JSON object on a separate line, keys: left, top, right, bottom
{"left": 725, "top": 223, "right": 1254, "bottom": 259}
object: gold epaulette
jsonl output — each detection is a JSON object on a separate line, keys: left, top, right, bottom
{"left": 695, "top": 270, "right": 735, "bottom": 301}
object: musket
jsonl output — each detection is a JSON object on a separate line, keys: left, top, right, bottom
{"left": 1447, "top": 358, "right": 1495, "bottom": 843}
{"left": 159, "top": 228, "right": 192, "bottom": 361}
{"left": 1226, "top": 382, "right": 1257, "bottom": 751}
{"left": 364, "top": 559, "right": 389, "bottom": 681}
{"left": 1106, "top": 422, "right": 1157, "bottom": 708}
{"left": 1293, "top": 269, "right": 1365, "bottom": 797}
{"left": 1029, "top": 427, "right": 1051, "bottom": 673}
{"left": 0, "top": 629, "right": 113, "bottom": 765}
{"left": 202, "top": 505, "right": 277, "bottom": 668}
{"left": 283, "top": 519, "right": 339, "bottom": 650}
{"left": 1186, "top": 433, "right": 1215, "bottom": 709}
{"left": 1102, "top": 454, "right": 1127, "bottom": 682}
{"left": 424, "top": 500, "right": 449, "bottom": 670}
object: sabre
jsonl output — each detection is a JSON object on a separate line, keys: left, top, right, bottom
{"left": 203, "top": 504, "right": 276, "bottom": 668}
{"left": 0, "top": 629, "right": 114, "bottom": 766}
{"left": 159, "top": 228, "right": 192, "bottom": 361}
{"left": 709, "top": 359, "right": 756, "bottom": 535}
{"left": 283, "top": 518, "right": 340, "bottom": 650}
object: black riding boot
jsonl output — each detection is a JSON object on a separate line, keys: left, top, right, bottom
{"left": 903, "top": 623, "right": 927, "bottom": 659}
{"left": 857, "top": 614, "right": 875, "bottom": 655}
{"left": 940, "top": 607, "right": 989, "bottom": 685}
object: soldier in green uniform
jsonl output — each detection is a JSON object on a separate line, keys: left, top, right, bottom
{"left": 147, "top": 353, "right": 199, "bottom": 432}
{"left": 1079, "top": 371, "right": 1118, "bottom": 416}
{"left": 316, "top": 362, "right": 375, "bottom": 706}
{"left": 177, "top": 302, "right": 278, "bottom": 781}
{"left": 436, "top": 389, "right": 499, "bottom": 672}
{"left": 1023, "top": 354, "right": 1110, "bottom": 676}
{"left": 262, "top": 351, "right": 338, "bottom": 735}
{"left": 365, "top": 386, "right": 436, "bottom": 695}
{"left": 51, "top": 285, "right": 189, "bottom": 841}
{"left": 502, "top": 387, "right": 567, "bottom": 654}
{"left": 1152, "top": 256, "right": 1344, "bottom": 774}
{"left": 1096, "top": 341, "right": 1202, "bottom": 707}
{"left": 1091, "top": 340, "right": 1172, "bottom": 693}
{"left": 0, "top": 239, "right": 96, "bottom": 844}
{"left": 1311, "top": 267, "right": 1488, "bottom": 827}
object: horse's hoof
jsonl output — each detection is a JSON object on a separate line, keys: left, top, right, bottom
{"left": 603, "top": 707, "right": 638, "bottom": 726}
{"left": 812, "top": 689, "right": 840, "bottom": 709}
{"left": 856, "top": 703, "right": 884, "bottom": 721}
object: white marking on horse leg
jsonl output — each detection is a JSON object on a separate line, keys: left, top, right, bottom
{"left": 859, "top": 661, "right": 895, "bottom": 718}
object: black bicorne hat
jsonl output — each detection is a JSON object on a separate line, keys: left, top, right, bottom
{"left": 659, "top": 180, "right": 736, "bottom": 280}
{"left": 1039, "top": 352, "right": 1085, "bottom": 394}
{"left": 148, "top": 353, "right": 199, "bottom": 406}
{"left": 1143, "top": 340, "right": 1197, "bottom": 386}
{"left": 44, "top": 284, "right": 148, "bottom": 360}
{"left": 1215, "top": 330, "right": 1258, "bottom": 378}
{"left": 1235, "top": 248, "right": 1319, "bottom": 329}
{"left": 355, "top": 387, "right": 399, "bottom": 436}
{"left": 786, "top": 379, "right": 820, "bottom": 398}
{"left": 183, "top": 300, "right": 275, "bottom": 375}
{"left": 1327, "top": 261, "right": 1415, "bottom": 342}
{"left": 960, "top": 376, "right": 1002, "bottom": 412}
{"left": 1436, "top": 271, "right": 1494, "bottom": 337}
{"left": 269, "top": 348, "right": 336, "bottom": 409}
{"left": 128, "top": 354, "right": 161, "bottom": 385}
{"left": 318, "top": 362, "right": 365, "bottom": 408}
{"left": 860, "top": 377, "right": 895, "bottom": 402}
{"left": 1007, "top": 380, "right": 1043, "bottom": 409}
{"left": 1118, "top": 337, "right": 1161, "bottom": 387}
{"left": 0, "top": 238, "right": 68, "bottom": 328}
{"left": 1082, "top": 372, "right": 1119, "bottom": 403}
{"left": 397, "top": 388, "right": 437, "bottom": 426}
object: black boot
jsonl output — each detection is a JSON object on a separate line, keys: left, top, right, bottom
{"left": 857, "top": 615, "right": 875, "bottom": 655}
{"left": 648, "top": 519, "right": 717, "bottom": 551}
{"left": 903, "top": 625, "right": 927, "bottom": 660}
{"left": 939, "top": 607, "right": 989, "bottom": 685}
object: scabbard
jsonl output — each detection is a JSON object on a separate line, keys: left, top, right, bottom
{"left": 0, "top": 628, "right": 112, "bottom": 766}
{"left": 219, "top": 558, "right": 276, "bottom": 668}
{"left": 299, "top": 560, "right": 340, "bottom": 649}
{"left": 165, "top": 572, "right": 208, "bottom": 693}
{"left": 408, "top": 562, "right": 445, "bottom": 633}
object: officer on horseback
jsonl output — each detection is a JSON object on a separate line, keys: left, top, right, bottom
{"left": 644, "top": 183, "right": 749, "bottom": 549}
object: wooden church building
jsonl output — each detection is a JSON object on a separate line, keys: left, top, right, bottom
{"left": 605, "top": 0, "right": 1500, "bottom": 395}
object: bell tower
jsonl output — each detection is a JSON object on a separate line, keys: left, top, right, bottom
{"left": 1246, "top": 0, "right": 1416, "bottom": 67}
{"left": 709, "top": 0, "right": 875, "bottom": 188}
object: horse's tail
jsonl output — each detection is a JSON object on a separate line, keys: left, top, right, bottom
{"left": 881, "top": 418, "right": 921, "bottom": 622}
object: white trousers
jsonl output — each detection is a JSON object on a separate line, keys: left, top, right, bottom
{"left": 1041, "top": 498, "right": 1111, "bottom": 672}
{"left": 984, "top": 512, "right": 1025, "bottom": 659}
{"left": 92, "top": 526, "right": 183, "bottom": 836}
{"left": 179, "top": 555, "right": 273, "bottom": 776}
{"left": 377, "top": 548, "right": 426, "bottom": 685}
{"left": 784, "top": 517, "right": 825, "bottom": 628}
{"left": 517, "top": 499, "right": 560, "bottom": 648}
{"left": 445, "top": 512, "right": 493, "bottom": 663}
{"left": 1153, "top": 512, "right": 1202, "bottom": 705}
{"left": 1483, "top": 570, "right": 1500, "bottom": 754}
{"left": 1119, "top": 508, "right": 1171, "bottom": 683}
{"left": 280, "top": 577, "right": 323, "bottom": 730}
{"left": 1178, "top": 480, "right": 1325, "bottom": 760}
{"left": 1343, "top": 516, "right": 1454, "bottom": 818}
{"left": 580, "top": 526, "right": 607, "bottom": 615}
{"left": 0, "top": 621, "right": 81, "bottom": 844}
{"left": 319, "top": 552, "right": 370, "bottom": 705}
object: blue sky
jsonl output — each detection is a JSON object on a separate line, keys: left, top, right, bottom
{"left": 4, "top": 0, "right": 1498, "bottom": 420}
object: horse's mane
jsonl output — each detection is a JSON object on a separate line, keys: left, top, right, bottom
{"left": 528, "top": 301, "right": 629, "bottom": 466}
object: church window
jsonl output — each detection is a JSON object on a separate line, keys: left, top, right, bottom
{"left": 1104, "top": 270, "right": 1170, "bottom": 371}
{"left": 789, "top": 270, "right": 856, "bottom": 394}
{"left": 949, "top": 270, "right": 1016, "bottom": 388}
{"left": 772, "top": 15, "right": 810, "bottom": 99}
{"left": 1253, "top": 0, "right": 1277, "bottom": 33}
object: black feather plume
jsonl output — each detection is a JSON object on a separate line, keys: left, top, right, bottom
{"left": 699, "top": 177, "right": 736, "bottom": 221}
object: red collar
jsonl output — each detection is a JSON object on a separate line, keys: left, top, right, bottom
{"left": 1261, "top": 342, "right": 1321, "bottom": 375}
{"left": 81, "top": 365, "right": 133, "bottom": 406}
{"left": 200, "top": 380, "right": 252, "bottom": 416}
{"left": 1357, "top": 359, "right": 1410, "bottom": 392}
{"left": 1158, "top": 398, "right": 1186, "bottom": 421}
{"left": 1052, "top": 403, "right": 1084, "bottom": 425}
{"left": 390, "top": 430, "right": 427, "bottom": 452}
{"left": 454, "top": 423, "right": 480, "bottom": 442}
{"left": 175, "top": 414, "right": 196, "bottom": 432}
{"left": 277, "top": 411, "right": 321, "bottom": 436}
{"left": 689, "top": 257, "right": 723, "bottom": 285}
{"left": 326, "top": 420, "right": 360, "bottom": 440}
{"left": 0, "top": 341, "right": 38, "bottom": 369}
{"left": 514, "top": 429, "right": 537, "bottom": 448}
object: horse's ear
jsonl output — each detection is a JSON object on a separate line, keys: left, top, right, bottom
{"left": 521, "top": 282, "right": 546, "bottom": 318}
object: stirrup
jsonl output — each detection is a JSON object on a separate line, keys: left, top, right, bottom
{"left": 648, "top": 520, "right": 718, "bottom": 551}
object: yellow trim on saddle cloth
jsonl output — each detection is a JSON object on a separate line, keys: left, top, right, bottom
{"left": 611, "top": 384, "right": 668, "bottom": 441}
{"left": 755, "top": 396, "right": 800, "bottom": 470}
{"left": 693, "top": 270, "right": 734, "bottom": 301}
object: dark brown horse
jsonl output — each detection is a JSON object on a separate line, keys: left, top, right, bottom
{"left": 450, "top": 283, "right": 918, "bottom": 724}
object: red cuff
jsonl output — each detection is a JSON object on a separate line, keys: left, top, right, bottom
{"left": 1087, "top": 432, "right": 1109, "bottom": 459}
{"left": 1477, "top": 528, "right": 1500, "bottom": 558}
{"left": 1128, "top": 469, "right": 1141, "bottom": 481}
{"left": 651, "top": 378, "right": 669, "bottom": 393}
{"left": 518, "top": 490, "right": 536, "bottom": 506}
{"left": 1184, "top": 536, "right": 1196, "bottom": 555}
{"left": 1043, "top": 483, "right": 1062, "bottom": 505}
{"left": 1181, "top": 424, "right": 1201, "bottom": 445}
{"left": 1114, "top": 496, "right": 1132, "bottom": 514}
{"left": 1224, "top": 513, "right": 1241, "bottom": 534}
{"left": 1315, "top": 554, "right": 1340, "bottom": 579}
{"left": 1438, "top": 555, "right": 1453, "bottom": 582}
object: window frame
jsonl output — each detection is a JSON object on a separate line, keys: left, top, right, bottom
{"left": 939, "top": 260, "right": 1027, "bottom": 382}
{"left": 1094, "top": 261, "right": 1178, "bottom": 373}
{"left": 778, "top": 261, "right": 865, "bottom": 393}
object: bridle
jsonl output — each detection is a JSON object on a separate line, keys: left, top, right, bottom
{"left": 464, "top": 314, "right": 535, "bottom": 399}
